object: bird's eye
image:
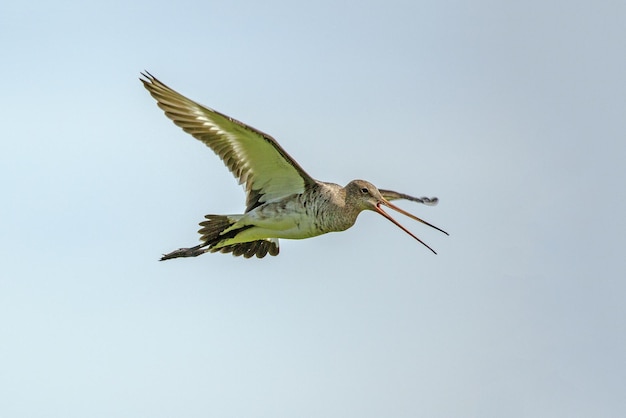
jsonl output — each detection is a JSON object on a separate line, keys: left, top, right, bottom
{"left": 360, "top": 187, "right": 369, "bottom": 194}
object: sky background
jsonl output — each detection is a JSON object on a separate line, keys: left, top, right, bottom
{"left": 2, "top": 0, "right": 625, "bottom": 416}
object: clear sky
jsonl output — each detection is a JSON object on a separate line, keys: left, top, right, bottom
{"left": 2, "top": 0, "right": 625, "bottom": 416}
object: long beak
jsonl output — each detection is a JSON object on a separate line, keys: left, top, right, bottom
{"left": 375, "top": 199, "right": 449, "bottom": 255}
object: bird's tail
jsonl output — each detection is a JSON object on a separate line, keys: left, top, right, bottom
{"left": 198, "top": 215, "right": 280, "bottom": 259}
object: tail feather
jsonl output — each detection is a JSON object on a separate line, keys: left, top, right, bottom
{"left": 211, "top": 240, "right": 279, "bottom": 258}
{"left": 198, "top": 215, "right": 237, "bottom": 243}
{"left": 198, "top": 215, "right": 280, "bottom": 259}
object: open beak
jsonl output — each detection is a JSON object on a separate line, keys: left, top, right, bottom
{"left": 375, "top": 199, "right": 449, "bottom": 254}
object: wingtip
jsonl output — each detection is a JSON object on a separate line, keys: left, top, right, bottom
{"left": 139, "top": 70, "right": 156, "bottom": 85}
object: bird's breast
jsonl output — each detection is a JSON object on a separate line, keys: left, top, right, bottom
{"left": 246, "top": 190, "right": 358, "bottom": 239}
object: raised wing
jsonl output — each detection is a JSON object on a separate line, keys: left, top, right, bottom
{"left": 379, "top": 189, "right": 439, "bottom": 206}
{"left": 141, "top": 72, "right": 316, "bottom": 212}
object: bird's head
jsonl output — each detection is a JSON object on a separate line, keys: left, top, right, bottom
{"left": 345, "top": 179, "right": 447, "bottom": 254}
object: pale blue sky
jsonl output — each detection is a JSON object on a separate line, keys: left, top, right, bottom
{"left": 2, "top": 0, "right": 625, "bottom": 417}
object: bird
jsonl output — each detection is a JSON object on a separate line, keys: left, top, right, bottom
{"left": 140, "top": 72, "right": 448, "bottom": 260}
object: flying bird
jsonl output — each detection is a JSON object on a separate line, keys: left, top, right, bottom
{"left": 141, "top": 72, "right": 448, "bottom": 259}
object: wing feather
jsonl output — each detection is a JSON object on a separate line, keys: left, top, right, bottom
{"left": 141, "top": 72, "right": 316, "bottom": 212}
{"left": 379, "top": 189, "right": 439, "bottom": 206}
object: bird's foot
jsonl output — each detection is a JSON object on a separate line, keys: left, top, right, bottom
{"left": 160, "top": 244, "right": 208, "bottom": 261}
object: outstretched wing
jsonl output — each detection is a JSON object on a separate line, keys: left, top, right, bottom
{"left": 379, "top": 189, "right": 439, "bottom": 206}
{"left": 141, "top": 72, "right": 316, "bottom": 212}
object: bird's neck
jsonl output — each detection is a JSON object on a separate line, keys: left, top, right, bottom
{"left": 307, "top": 182, "right": 361, "bottom": 233}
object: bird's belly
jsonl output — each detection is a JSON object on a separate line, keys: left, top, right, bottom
{"left": 248, "top": 213, "right": 324, "bottom": 239}
{"left": 236, "top": 200, "right": 329, "bottom": 240}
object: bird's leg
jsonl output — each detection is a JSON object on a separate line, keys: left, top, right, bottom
{"left": 160, "top": 243, "right": 209, "bottom": 261}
